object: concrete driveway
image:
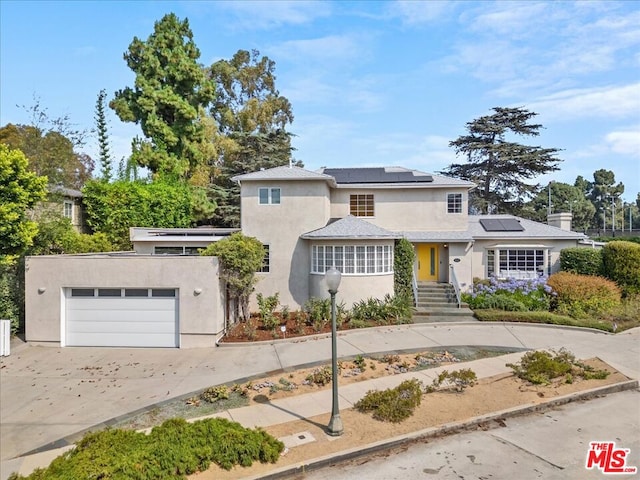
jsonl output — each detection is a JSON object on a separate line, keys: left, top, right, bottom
{"left": 1, "top": 323, "right": 639, "bottom": 478}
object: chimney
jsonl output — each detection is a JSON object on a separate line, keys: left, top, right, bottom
{"left": 548, "top": 212, "right": 573, "bottom": 231}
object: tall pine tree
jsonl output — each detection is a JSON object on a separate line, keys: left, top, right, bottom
{"left": 442, "top": 107, "right": 562, "bottom": 215}
{"left": 110, "top": 13, "right": 215, "bottom": 179}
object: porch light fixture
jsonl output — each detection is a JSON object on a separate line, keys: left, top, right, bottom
{"left": 193, "top": 288, "right": 203, "bottom": 296}
{"left": 37, "top": 287, "right": 46, "bottom": 294}
{"left": 325, "top": 267, "right": 343, "bottom": 436}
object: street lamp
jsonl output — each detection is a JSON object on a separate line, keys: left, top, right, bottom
{"left": 325, "top": 267, "right": 343, "bottom": 436}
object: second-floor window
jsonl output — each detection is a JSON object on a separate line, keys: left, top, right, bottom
{"left": 259, "top": 187, "right": 281, "bottom": 205}
{"left": 63, "top": 201, "right": 73, "bottom": 219}
{"left": 350, "top": 194, "right": 374, "bottom": 217}
{"left": 447, "top": 193, "right": 462, "bottom": 213}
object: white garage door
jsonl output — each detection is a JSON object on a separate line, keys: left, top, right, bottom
{"left": 65, "top": 288, "right": 179, "bottom": 347}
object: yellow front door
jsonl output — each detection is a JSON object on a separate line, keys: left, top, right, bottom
{"left": 417, "top": 244, "right": 439, "bottom": 281}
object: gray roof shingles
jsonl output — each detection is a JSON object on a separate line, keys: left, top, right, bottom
{"left": 400, "top": 215, "right": 586, "bottom": 242}
{"left": 302, "top": 215, "right": 399, "bottom": 240}
{"left": 231, "top": 166, "right": 335, "bottom": 184}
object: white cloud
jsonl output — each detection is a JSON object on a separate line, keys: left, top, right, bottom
{"left": 441, "top": 3, "right": 640, "bottom": 99}
{"left": 469, "top": 2, "right": 551, "bottom": 37}
{"left": 527, "top": 83, "right": 640, "bottom": 120}
{"left": 270, "top": 34, "right": 365, "bottom": 63}
{"left": 605, "top": 127, "right": 640, "bottom": 157}
{"left": 215, "top": 1, "right": 331, "bottom": 30}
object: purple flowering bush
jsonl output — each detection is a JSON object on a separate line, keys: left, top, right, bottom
{"left": 462, "top": 276, "right": 552, "bottom": 312}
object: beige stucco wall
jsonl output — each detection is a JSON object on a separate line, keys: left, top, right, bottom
{"left": 25, "top": 254, "right": 224, "bottom": 348}
{"left": 330, "top": 187, "right": 469, "bottom": 232}
{"left": 240, "top": 179, "right": 331, "bottom": 310}
{"left": 309, "top": 273, "right": 395, "bottom": 308}
{"left": 307, "top": 239, "right": 396, "bottom": 307}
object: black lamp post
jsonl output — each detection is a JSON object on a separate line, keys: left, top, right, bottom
{"left": 325, "top": 267, "right": 343, "bottom": 436}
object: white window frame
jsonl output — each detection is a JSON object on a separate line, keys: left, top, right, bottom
{"left": 486, "top": 247, "right": 549, "bottom": 279}
{"left": 311, "top": 244, "right": 393, "bottom": 275}
{"left": 447, "top": 193, "right": 462, "bottom": 214}
{"left": 259, "top": 187, "right": 281, "bottom": 205}
{"left": 63, "top": 200, "right": 73, "bottom": 219}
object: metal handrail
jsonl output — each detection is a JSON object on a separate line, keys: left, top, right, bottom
{"left": 449, "top": 264, "right": 462, "bottom": 308}
{"left": 412, "top": 265, "right": 418, "bottom": 307}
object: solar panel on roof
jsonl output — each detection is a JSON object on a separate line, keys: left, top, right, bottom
{"left": 479, "top": 218, "right": 525, "bottom": 232}
{"left": 324, "top": 168, "right": 432, "bottom": 184}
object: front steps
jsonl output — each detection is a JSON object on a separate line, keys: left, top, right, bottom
{"left": 412, "top": 282, "right": 475, "bottom": 323}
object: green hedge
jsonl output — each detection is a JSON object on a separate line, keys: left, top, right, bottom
{"left": 560, "top": 247, "right": 602, "bottom": 276}
{"left": 602, "top": 241, "right": 640, "bottom": 295}
{"left": 473, "top": 309, "right": 614, "bottom": 332}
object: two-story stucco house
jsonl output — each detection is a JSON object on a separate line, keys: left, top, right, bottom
{"left": 234, "top": 165, "right": 585, "bottom": 309}
{"left": 24, "top": 165, "right": 586, "bottom": 348}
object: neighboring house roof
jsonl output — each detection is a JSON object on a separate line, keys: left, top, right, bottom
{"left": 301, "top": 215, "right": 399, "bottom": 240}
{"left": 318, "top": 166, "right": 475, "bottom": 188}
{"left": 130, "top": 227, "right": 239, "bottom": 243}
{"left": 49, "top": 185, "right": 83, "bottom": 198}
{"left": 231, "top": 166, "right": 337, "bottom": 186}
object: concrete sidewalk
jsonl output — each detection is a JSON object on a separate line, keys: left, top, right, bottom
{"left": 2, "top": 323, "right": 639, "bottom": 479}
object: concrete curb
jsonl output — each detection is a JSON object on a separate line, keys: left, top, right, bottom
{"left": 248, "top": 379, "right": 639, "bottom": 480}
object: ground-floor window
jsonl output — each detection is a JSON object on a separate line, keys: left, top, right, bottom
{"left": 487, "top": 248, "right": 548, "bottom": 279}
{"left": 258, "top": 245, "right": 270, "bottom": 273}
{"left": 312, "top": 244, "right": 393, "bottom": 274}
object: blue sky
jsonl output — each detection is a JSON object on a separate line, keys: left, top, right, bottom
{"left": 1, "top": 1, "right": 639, "bottom": 203}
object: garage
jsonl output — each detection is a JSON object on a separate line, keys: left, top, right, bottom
{"left": 65, "top": 288, "right": 179, "bottom": 347}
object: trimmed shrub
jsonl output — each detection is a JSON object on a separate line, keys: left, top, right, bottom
{"left": 560, "top": 247, "right": 602, "bottom": 276}
{"left": 354, "top": 378, "right": 423, "bottom": 423}
{"left": 602, "top": 241, "right": 640, "bottom": 295}
{"left": 547, "top": 272, "right": 621, "bottom": 319}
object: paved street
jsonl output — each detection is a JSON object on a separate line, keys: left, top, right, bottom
{"left": 302, "top": 389, "right": 640, "bottom": 480}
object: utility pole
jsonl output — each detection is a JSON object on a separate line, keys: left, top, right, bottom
{"left": 547, "top": 181, "right": 553, "bottom": 216}
{"left": 611, "top": 197, "right": 616, "bottom": 234}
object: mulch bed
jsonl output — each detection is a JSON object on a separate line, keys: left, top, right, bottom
{"left": 220, "top": 315, "right": 378, "bottom": 343}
